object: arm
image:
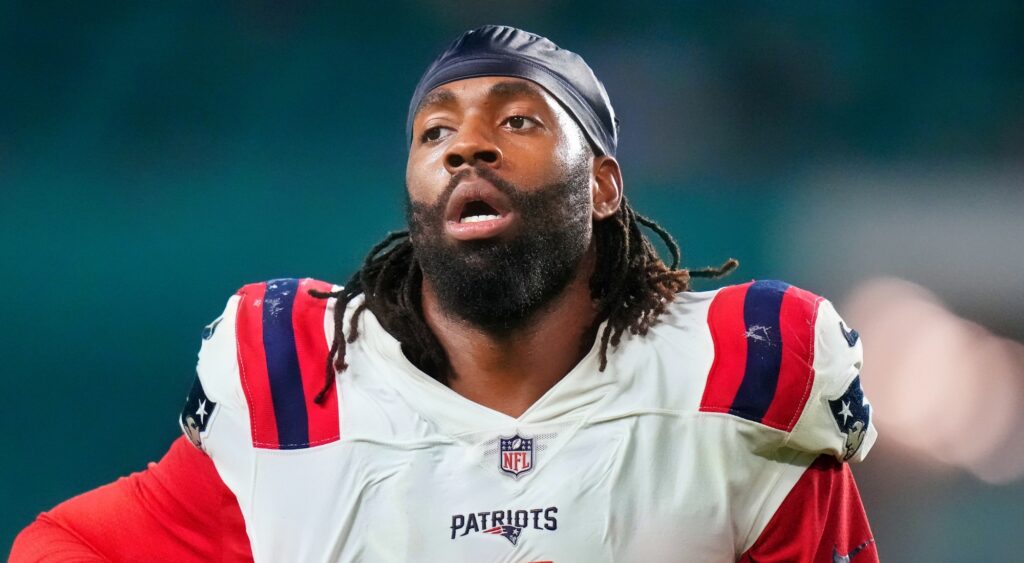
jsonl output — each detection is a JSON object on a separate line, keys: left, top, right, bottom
{"left": 10, "top": 437, "right": 253, "bottom": 563}
{"left": 739, "top": 455, "right": 878, "bottom": 562}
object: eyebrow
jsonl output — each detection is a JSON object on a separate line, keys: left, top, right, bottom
{"left": 485, "top": 80, "right": 547, "bottom": 103}
{"left": 416, "top": 88, "right": 457, "bottom": 115}
{"left": 414, "top": 80, "right": 548, "bottom": 117}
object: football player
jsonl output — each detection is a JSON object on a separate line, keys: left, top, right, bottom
{"left": 12, "top": 26, "right": 878, "bottom": 562}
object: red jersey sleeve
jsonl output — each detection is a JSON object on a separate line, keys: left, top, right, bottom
{"left": 10, "top": 437, "right": 253, "bottom": 563}
{"left": 740, "top": 455, "right": 878, "bottom": 562}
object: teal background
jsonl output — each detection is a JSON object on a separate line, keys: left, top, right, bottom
{"left": 3, "top": 2, "right": 1023, "bottom": 560}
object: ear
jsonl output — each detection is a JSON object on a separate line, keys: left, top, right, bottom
{"left": 591, "top": 155, "right": 623, "bottom": 220}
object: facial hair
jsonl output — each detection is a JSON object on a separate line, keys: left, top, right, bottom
{"left": 407, "top": 160, "right": 592, "bottom": 335}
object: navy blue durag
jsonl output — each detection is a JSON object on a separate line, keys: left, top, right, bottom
{"left": 406, "top": 25, "right": 618, "bottom": 156}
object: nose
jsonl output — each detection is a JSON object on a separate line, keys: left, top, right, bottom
{"left": 443, "top": 120, "right": 502, "bottom": 174}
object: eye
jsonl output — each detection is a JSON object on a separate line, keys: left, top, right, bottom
{"left": 503, "top": 115, "right": 538, "bottom": 131}
{"left": 421, "top": 125, "right": 453, "bottom": 143}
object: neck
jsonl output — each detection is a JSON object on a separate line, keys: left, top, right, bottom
{"left": 420, "top": 247, "right": 598, "bottom": 418}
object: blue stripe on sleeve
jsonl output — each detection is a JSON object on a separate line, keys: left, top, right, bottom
{"left": 729, "top": 279, "right": 789, "bottom": 423}
{"left": 261, "top": 278, "right": 310, "bottom": 449}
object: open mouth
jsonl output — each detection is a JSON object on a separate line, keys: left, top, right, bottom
{"left": 458, "top": 200, "right": 502, "bottom": 223}
{"left": 444, "top": 179, "right": 517, "bottom": 240}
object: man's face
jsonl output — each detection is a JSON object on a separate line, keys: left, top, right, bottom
{"left": 405, "top": 76, "right": 596, "bottom": 332}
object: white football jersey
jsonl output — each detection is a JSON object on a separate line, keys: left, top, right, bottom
{"left": 187, "top": 277, "right": 876, "bottom": 563}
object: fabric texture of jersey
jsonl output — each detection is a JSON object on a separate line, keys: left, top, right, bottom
{"left": 179, "top": 277, "right": 877, "bottom": 562}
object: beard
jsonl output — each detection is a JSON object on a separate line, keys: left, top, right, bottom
{"left": 407, "top": 160, "right": 593, "bottom": 335}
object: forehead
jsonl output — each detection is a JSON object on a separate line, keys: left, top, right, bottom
{"left": 414, "top": 76, "right": 561, "bottom": 117}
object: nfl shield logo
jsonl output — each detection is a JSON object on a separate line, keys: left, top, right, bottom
{"left": 499, "top": 434, "right": 534, "bottom": 478}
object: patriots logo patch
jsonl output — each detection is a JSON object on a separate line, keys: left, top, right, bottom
{"left": 450, "top": 506, "right": 558, "bottom": 546}
{"left": 839, "top": 321, "right": 859, "bottom": 347}
{"left": 828, "top": 375, "right": 870, "bottom": 461}
{"left": 201, "top": 316, "right": 223, "bottom": 340}
{"left": 180, "top": 376, "right": 218, "bottom": 451}
{"left": 484, "top": 525, "right": 523, "bottom": 545}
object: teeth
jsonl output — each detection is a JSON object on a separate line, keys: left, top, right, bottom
{"left": 460, "top": 214, "right": 501, "bottom": 224}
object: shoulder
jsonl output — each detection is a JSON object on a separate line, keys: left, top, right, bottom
{"left": 233, "top": 278, "right": 337, "bottom": 328}
{"left": 694, "top": 280, "right": 876, "bottom": 462}
{"left": 186, "top": 277, "right": 343, "bottom": 452}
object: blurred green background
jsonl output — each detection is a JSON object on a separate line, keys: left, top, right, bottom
{"left": 3, "top": 2, "right": 1023, "bottom": 560}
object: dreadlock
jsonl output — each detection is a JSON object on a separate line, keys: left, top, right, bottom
{"left": 308, "top": 198, "right": 737, "bottom": 404}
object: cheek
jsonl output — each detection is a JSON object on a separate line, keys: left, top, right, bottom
{"left": 405, "top": 151, "right": 451, "bottom": 205}
{"left": 502, "top": 141, "right": 565, "bottom": 190}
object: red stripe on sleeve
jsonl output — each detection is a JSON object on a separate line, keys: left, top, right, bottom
{"left": 292, "top": 278, "right": 341, "bottom": 446}
{"left": 739, "top": 456, "right": 878, "bottom": 563}
{"left": 760, "top": 285, "right": 823, "bottom": 431}
{"left": 700, "top": 282, "right": 752, "bottom": 414}
{"left": 235, "top": 282, "right": 280, "bottom": 448}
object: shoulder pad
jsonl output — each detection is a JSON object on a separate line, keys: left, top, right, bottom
{"left": 233, "top": 277, "right": 342, "bottom": 450}
{"left": 699, "top": 280, "right": 876, "bottom": 462}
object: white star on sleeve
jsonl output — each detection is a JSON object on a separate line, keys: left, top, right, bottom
{"left": 839, "top": 400, "right": 853, "bottom": 425}
{"left": 196, "top": 399, "right": 209, "bottom": 425}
